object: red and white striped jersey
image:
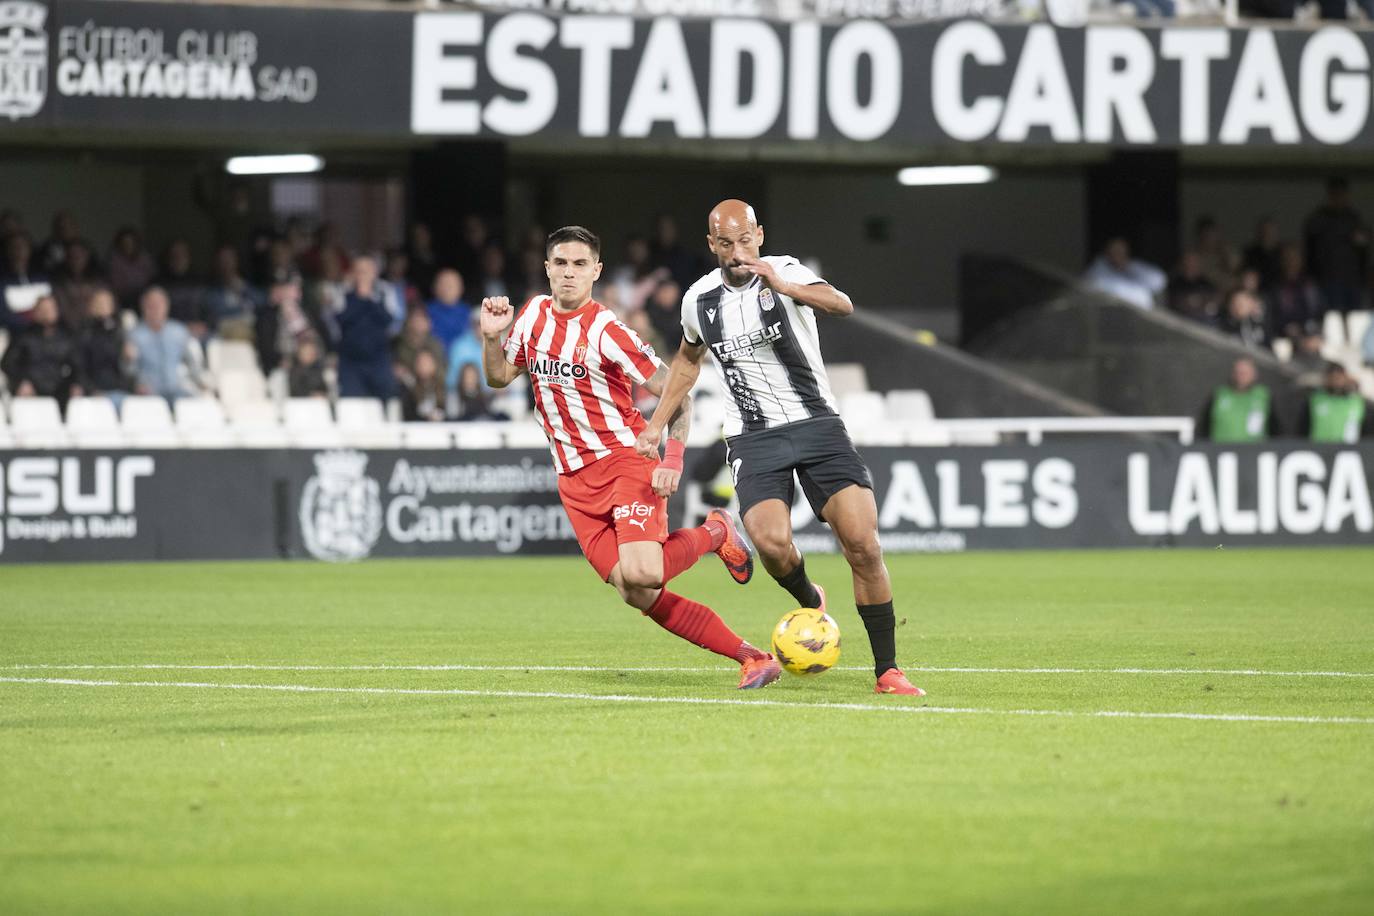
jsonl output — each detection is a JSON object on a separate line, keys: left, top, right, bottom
{"left": 503, "top": 295, "right": 663, "bottom": 473}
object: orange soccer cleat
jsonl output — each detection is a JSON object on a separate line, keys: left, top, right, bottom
{"left": 737, "top": 653, "right": 782, "bottom": 690}
{"left": 707, "top": 508, "right": 754, "bottom": 585}
{"left": 875, "top": 668, "right": 926, "bottom": 697}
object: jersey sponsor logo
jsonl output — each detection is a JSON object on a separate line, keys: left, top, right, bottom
{"left": 613, "top": 500, "right": 656, "bottom": 525}
{"left": 529, "top": 356, "right": 590, "bottom": 384}
{"left": 759, "top": 288, "right": 775, "bottom": 311}
{"left": 710, "top": 321, "right": 784, "bottom": 361}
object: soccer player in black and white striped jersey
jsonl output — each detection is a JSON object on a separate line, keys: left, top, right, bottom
{"left": 636, "top": 200, "right": 925, "bottom": 696}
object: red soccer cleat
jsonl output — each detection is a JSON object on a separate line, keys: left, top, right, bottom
{"left": 875, "top": 668, "right": 926, "bottom": 696}
{"left": 737, "top": 653, "right": 782, "bottom": 690}
{"left": 708, "top": 508, "right": 754, "bottom": 585}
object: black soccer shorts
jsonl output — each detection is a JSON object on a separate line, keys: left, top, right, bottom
{"left": 725, "top": 415, "right": 874, "bottom": 518}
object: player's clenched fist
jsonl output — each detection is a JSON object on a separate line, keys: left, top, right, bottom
{"left": 480, "top": 296, "right": 513, "bottom": 339}
{"left": 634, "top": 426, "right": 662, "bottom": 460}
{"left": 651, "top": 465, "right": 681, "bottom": 498}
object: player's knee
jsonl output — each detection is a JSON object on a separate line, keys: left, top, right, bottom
{"left": 839, "top": 532, "right": 883, "bottom": 571}
{"left": 751, "top": 527, "right": 792, "bottom": 564}
{"left": 619, "top": 558, "right": 663, "bottom": 591}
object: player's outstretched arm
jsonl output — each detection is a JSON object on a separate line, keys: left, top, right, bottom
{"left": 636, "top": 339, "right": 705, "bottom": 459}
{"left": 479, "top": 296, "right": 522, "bottom": 388}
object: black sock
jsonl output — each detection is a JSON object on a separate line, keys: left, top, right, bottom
{"left": 857, "top": 601, "right": 898, "bottom": 678}
{"left": 774, "top": 558, "right": 821, "bottom": 609}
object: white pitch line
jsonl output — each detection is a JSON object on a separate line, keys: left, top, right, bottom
{"left": 2, "top": 676, "right": 1372, "bottom": 726}
{"left": 2, "top": 663, "right": 1373, "bottom": 678}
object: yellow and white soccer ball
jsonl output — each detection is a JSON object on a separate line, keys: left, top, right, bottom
{"left": 771, "top": 608, "right": 841, "bottom": 676}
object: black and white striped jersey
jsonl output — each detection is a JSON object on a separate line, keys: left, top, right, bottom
{"left": 681, "top": 256, "right": 839, "bottom": 438}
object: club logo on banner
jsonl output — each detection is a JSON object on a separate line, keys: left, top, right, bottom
{"left": 299, "top": 450, "right": 384, "bottom": 562}
{"left": 0, "top": 1, "right": 48, "bottom": 120}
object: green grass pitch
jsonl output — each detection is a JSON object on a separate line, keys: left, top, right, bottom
{"left": 2, "top": 548, "right": 1372, "bottom": 914}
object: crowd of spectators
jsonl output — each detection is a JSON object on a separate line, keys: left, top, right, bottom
{"left": 1082, "top": 177, "right": 1374, "bottom": 386}
{"left": 0, "top": 205, "right": 706, "bottom": 423}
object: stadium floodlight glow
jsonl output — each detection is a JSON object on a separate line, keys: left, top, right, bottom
{"left": 225, "top": 154, "right": 325, "bottom": 176}
{"left": 896, "top": 166, "right": 998, "bottom": 186}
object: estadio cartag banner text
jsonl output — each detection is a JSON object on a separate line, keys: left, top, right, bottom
{"left": 3, "top": 2, "right": 1374, "bottom": 149}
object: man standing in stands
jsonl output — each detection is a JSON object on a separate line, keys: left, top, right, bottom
{"left": 1304, "top": 177, "right": 1369, "bottom": 336}
{"left": 1197, "top": 357, "right": 1281, "bottom": 442}
{"left": 1298, "top": 363, "right": 1373, "bottom": 443}
{"left": 1082, "top": 237, "right": 1167, "bottom": 310}
{"left": 336, "top": 255, "right": 396, "bottom": 403}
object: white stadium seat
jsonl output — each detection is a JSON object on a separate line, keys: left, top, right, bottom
{"left": 120, "top": 396, "right": 181, "bottom": 447}
{"left": 65, "top": 397, "right": 126, "bottom": 448}
{"left": 1347, "top": 311, "right": 1372, "bottom": 353}
{"left": 206, "top": 339, "right": 261, "bottom": 377}
{"left": 8, "top": 397, "right": 70, "bottom": 448}
{"left": 842, "top": 392, "right": 903, "bottom": 445}
{"left": 1270, "top": 338, "right": 1293, "bottom": 363}
{"left": 886, "top": 389, "right": 936, "bottom": 423}
{"left": 217, "top": 368, "right": 270, "bottom": 408}
{"left": 687, "top": 395, "right": 727, "bottom": 447}
{"left": 502, "top": 420, "right": 551, "bottom": 449}
{"left": 283, "top": 397, "right": 343, "bottom": 448}
{"left": 453, "top": 421, "right": 506, "bottom": 449}
{"left": 174, "top": 397, "right": 235, "bottom": 448}
{"left": 227, "top": 400, "right": 289, "bottom": 448}
{"left": 401, "top": 423, "right": 455, "bottom": 449}
{"left": 1322, "top": 310, "right": 1347, "bottom": 349}
{"left": 336, "top": 397, "right": 402, "bottom": 448}
{"left": 826, "top": 363, "right": 869, "bottom": 398}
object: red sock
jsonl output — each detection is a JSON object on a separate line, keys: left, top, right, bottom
{"left": 661, "top": 526, "right": 713, "bottom": 583}
{"left": 645, "top": 590, "right": 766, "bottom": 663}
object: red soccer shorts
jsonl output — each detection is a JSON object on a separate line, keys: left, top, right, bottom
{"left": 557, "top": 449, "right": 668, "bottom": 581}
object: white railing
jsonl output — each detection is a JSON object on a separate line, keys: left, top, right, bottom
{"left": 935, "top": 416, "right": 1195, "bottom": 446}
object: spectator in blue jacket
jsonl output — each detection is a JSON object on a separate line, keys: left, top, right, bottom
{"left": 426, "top": 268, "right": 471, "bottom": 352}
{"left": 336, "top": 255, "right": 395, "bottom": 402}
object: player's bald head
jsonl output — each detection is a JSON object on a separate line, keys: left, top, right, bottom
{"left": 708, "top": 199, "right": 759, "bottom": 233}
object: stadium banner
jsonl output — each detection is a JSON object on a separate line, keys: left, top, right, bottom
{"left": 410, "top": 15, "right": 1374, "bottom": 148}
{"left": 0, "top": 0, "right": 411, "bottom": 133}
{"left": 1, "top": 443, "right": 1370, "bottom": 563}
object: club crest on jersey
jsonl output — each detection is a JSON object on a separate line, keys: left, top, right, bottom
{"left": 573, "top": 341, "right": 588, "bottom": 363}
{"left": 759, "top": 288, "right": 775, "bottom": 311}
{"left": 710, "top": 321, "right": 783, "bottom": 361}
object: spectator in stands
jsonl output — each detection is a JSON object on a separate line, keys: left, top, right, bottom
{"left": 1298, "top": 363, "right": 1372, "bottom": 442}
{"left": 455, "top": 215, "right": 491, "bottom": 288}
{"left": 1193, "top": 216, "right": 1241, "bottom": 292}
{"left": 627, "top": 308, "right": 666, "bottom": 362}
{"left": 1264, "top": 243, "right": 1324, "bottom": 345}
{"left": 1291, "top": 332, "right": 1329, "bottom": 375}
{"left": 2, "top": 232, "right": 51, "bottom": 330}
{"left": 513, "top": 247, "right": 547, "bottom": 305}
{"left": 128, "top": 286, "right": 202, "bottom": 402}
{"left": 204, "top": 245, "right": 264, "bottom": 341}
{"left": 1218, "top": 287, "right": 1269, "bottom": 350}
{"left": 1166, "top": 250, "right": 1219, "bottom": 324}
{"left": 307, "top": 247, "right": 348, "bottom": 329}
{"left": 647, "top": 279, "right": 684, "bottom": 351}
{"left": 393, "top": 306, "right": 446, "bottom": 391}
{"left": 0, "top": 293, "right": 83, "bottom": 407}
{"left": 479, "top": 244, "right": 511, "bottom": 300}
{"left": 106, "top": 227, "right": 157, "bottom": 312}
{"left": 383, "top": 249, "right": 418, "bottom": 313}
{"left": 401, "top": 349, "right": 447, "bottom": 422}
{"left": 426, "top": 268, "right": 471, "bottom": 352}
{"left": 612, "top": 235, "right": 667, "bottom": 315}
{"left": 405, "top": 222, "right": 438, "bottom": 295}
{"left": 52, "top": 239, "right": 103, "bottom": 330}
{"left": 301, "top": 222, "right": 350, "bottom": 279}
{"left": 1242, "top": 216, "right": 1283, "bottom": 289}
{"left": 453, "top": 362, "right": 508, "bottom": 422}
{"left": 157, "top": 240, "right": 209, "bottom": 337}
{"left": 1304, "top": 177, "right": 1369, "bottom": 330}
{"left": 0, "top": 208, "right": 23, "bottom": 244}
{"left": 288, "top": 333, "right": 329, "bottom": 399}
{"left": 262, "top": 236, "right": 301, "bottom": 287}
{"left": 1198, "top": 357, "right": 1280, "bottom": 442}
{"left": 255, "top": 277, "right": 329, "bottom": 373}
{"left": 335, "top": 254, "right": 395, "bottom": 402}
{"left": 446, "top": 310, "right": 485, "bottom": 394}
{"left": 37, "top": 210, "right": 86, "bottom": 275}
{"left": 79, "top": 289, "right": 135, "bottom": 409}
{"left": 1082, "top": 237, "right": 1166, "bottom": 309}
{"left": 653, "top": 214, "right": 702, "bottom": 291}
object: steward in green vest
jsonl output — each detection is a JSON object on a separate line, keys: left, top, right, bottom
{"left": 1299, "top": 363, "right": 1373, "bottom": 443}
{"left": 1201, "top": 357, "right": 1279, "bottom": 442}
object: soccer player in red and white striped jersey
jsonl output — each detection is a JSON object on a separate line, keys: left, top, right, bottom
{"left": 479, "top": 226, "right": 781, "bottom": 689}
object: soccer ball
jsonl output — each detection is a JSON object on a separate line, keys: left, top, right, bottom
{"left": 771, "top": 608, "right": 841, "bottom": 676}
